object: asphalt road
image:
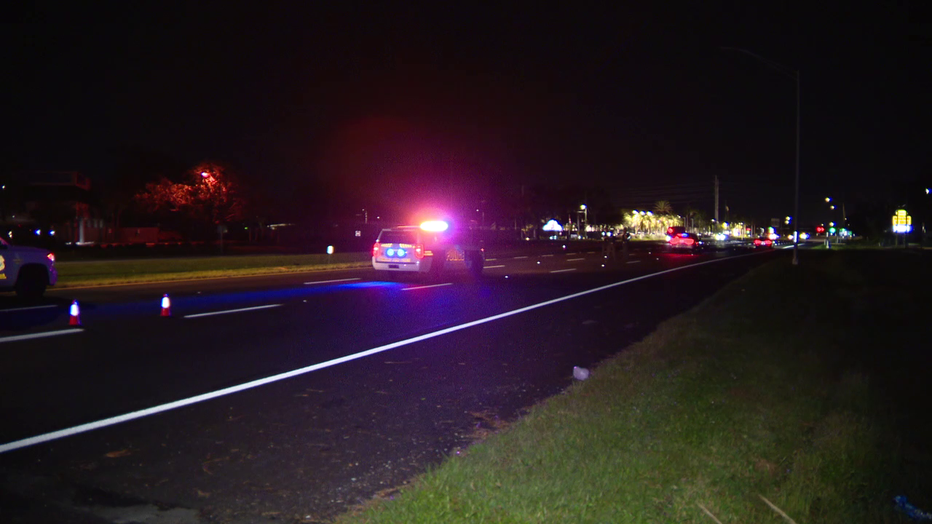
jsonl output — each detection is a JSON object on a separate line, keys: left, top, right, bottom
{"left": 0, "top": 242, "right": 783, "bottom": 523}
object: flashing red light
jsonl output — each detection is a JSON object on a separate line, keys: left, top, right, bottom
{"left": 47, "top": 252, "right": 56, "bottom": 263}
{"left": 816, "top": 226, "right": 825, "bottom": 233}
{"left": 669, "top": 235, "right": 695, "bottom": 246}
{"left": 372, "top": 242, "right": 381, "bottom": 257}
{"left": 667, "top": 226, "right": 675, "bottom": 236}
{"left": 414, "top": 243, "right": 425, "bottom": 259}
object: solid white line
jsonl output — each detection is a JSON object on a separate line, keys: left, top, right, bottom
{"left": 0, "top": 305, "right": 58, "bottom": 313}
{"left": 627, "top": 260, "right": 642, "bottom": 264}
{"left": 541, "top": 254, "right": 554, "bottom": 257}
{"left": 485, "top": 265, "right": 506, "bottom": 269}
{"left": 513, "top": 256, "right": 528, "bottom": 259}
{"left": 184, "top": 304, "right": 282, "bottom": 319}
{"left": 304, "top": 278, "right": 361, "bottom": 285}
{"left": 567, "top": 258, "right": 585, "bottom": 262}
{"left": 550, "top": 268, "right": 577, "bottom": 273}
{"left": 0, "top": 250, "right": 767, "bottom": 455}
{"left": 402, "top": 283, "right": 453, "bottom": 291}
{"left": 0, "top": 329, "right": 83, "bottom": 345}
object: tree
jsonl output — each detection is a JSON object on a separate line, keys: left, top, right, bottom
{"left": 135, "top": 161, "right": 246, "bottom": 238}
{"left": 654, "top": 200, "right": 673, "bottom": 215}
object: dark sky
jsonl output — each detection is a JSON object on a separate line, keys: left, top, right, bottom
{"left": 4, "top": 2, "right": 929, "bottom": 225}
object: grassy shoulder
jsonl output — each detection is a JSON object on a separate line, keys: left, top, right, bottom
{"left": 336, "top": 251, "right": 930, "bottom": 523}
{"left": 54, "top": 253, "right": 372, "bottom": 288}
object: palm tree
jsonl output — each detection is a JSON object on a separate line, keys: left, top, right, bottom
{"left": 654, "top": 200, "right": 673, "bottom": 215}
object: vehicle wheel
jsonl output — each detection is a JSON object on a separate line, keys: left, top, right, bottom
{"left": 15, "top": 266, "right": 48, "bottom": 301}
{"left": 465, "top": 251, "right": 483, "bottom": 278}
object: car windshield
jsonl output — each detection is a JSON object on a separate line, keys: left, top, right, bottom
{"left": 379, "top": 231, "right": 418, "bottom": 244}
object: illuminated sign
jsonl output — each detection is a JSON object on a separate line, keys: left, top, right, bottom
{"left": 892, "top": 209, "right": 912, "bottom": 233}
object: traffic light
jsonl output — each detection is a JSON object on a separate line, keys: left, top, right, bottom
{"left": 816, "top": 226, "right": 825, "bottom": 234}
{"left": 829, "top": 227, "right": 836, "bottom": 235}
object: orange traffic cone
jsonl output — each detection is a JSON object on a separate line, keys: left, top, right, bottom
{"left": 69, "top": 300, "right": 81, "bottom": 326}
{"left": 160, "top": 294, "right": 171, "bottom": 317}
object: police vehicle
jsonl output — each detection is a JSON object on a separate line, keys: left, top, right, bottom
{"left": 371, "top": 220, "right": 484, "bottom": 278}
{"left": 0, "top": 237, "right": 58, "bottom": 299}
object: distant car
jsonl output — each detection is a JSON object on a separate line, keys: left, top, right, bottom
{"left": 666, "top": 227, "right": 703, "bottom": 252}
{"left": 753, "top": 237, "right": 774, "bottom": 248}
{"left": 372, "top": 220, "right": 484, "bottom": 278}
{"left": 0, "top": 237, "right": 58, "bottom": 299}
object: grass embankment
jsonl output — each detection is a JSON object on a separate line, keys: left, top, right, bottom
{"left": 54, "top": 253, "right": 371, "bottom": 288}
{"left": 337, "top": 251, "right": 931, "bottom": 523}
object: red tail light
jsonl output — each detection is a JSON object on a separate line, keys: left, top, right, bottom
{"left": 754, "top": 239, "right": 762, "bottom": 246}
{"left": 372, "top": 242, "right": 381, "bottom": 257}
{"left": 684, "top": 237, "right": 695, "bottom": 245}
{"left": 414, "top": 243, "right": 425, "bottom": 259}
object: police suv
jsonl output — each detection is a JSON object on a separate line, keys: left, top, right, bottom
{"left": 371, "top": 220, "right": 484, "bottom": 278}
{"left": 0, "top": 237, "right": 58, "bottom": 299}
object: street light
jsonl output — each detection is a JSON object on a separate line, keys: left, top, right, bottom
{"left": 723, "top": 47, "right": 801, "bottom": 266}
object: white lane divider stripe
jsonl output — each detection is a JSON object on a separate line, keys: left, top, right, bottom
{"left": 304, "top": 278, "right": 361, "bottom": 285}
{"left": 0, "top": 329, "right": 83, "bottom": 344}
{"left": 184, "top": 304, "right": 282, "bottom": 319}
{"left": 541, "top": 254, "right": 554, "bottom": 257}
{"left": 0, "top": 305, "right": 58, "bottom": 313}
{"left": 513, "top": 256, "right": 528, "bottom": 259}
{"left": 550, "top": 268, "right": 577, "bottom": 273}
{"left": 627, "top": 260, "right": 642, "bottom": 264}
{"left": 0, "top": 250, "right": 766, "bottom": 455}
{"left": 567, "top": 258, "right": 585, "bottom": 262}
{"left": 485, "top": 265, "right": 506, "bottom": 269}
{"left": 402, "top": 283, "right": 453, "bottom": 291}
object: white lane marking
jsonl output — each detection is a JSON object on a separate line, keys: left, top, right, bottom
{"left": 0, "top": 329, "right": 83, "bottom": 345}
{"left": 0, "top": 305, "right": 58, "bottom": 313}
{"left": 0, "top": 250, "right": 766, "bottom": 455}
{"left": 485, "top": 265, "right": 506, "bottom": 269}
{"left": 627, "top": 260, "right": 642, "bottom": 264}
{"left": 184, "top": 304, "right": 282, "bottom": 319}
{"left": 485, "top": 258, "right": 498, "bottom": 261}
{"left": 304, "top": 278, "right": 361, "bottom": 285}
{"left": 402, "top": 283, "right": 453, "bottom": 291}
{"left": 541, "top": 254, "right": 554, "bottom": 257}
{"left": 513, "top": 256, "right": 528, "bottom": 259}
{"left": 550, "top": 268, "right": 577, "bottom": 273}
{"left": 567, "top": 258, "right": 585, "bottom": 262}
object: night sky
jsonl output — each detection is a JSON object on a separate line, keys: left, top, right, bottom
{"left": 4, "top": 2, "right": 929, "bottom": 226}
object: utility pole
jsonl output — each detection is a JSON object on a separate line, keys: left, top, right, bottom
{"left": 714, "top": 175, "right": 720, "bottom": 223}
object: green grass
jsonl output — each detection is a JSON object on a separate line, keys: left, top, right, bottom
{"left": 54, "top": 253, "right": 372, "bottom": 287}
{"left": 334, "top": 251, "right": 929, "bottom": 523}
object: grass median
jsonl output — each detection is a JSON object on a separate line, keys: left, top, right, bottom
{"left": 54, "top": 253, "right": 372, "bottom": 288}
{"left": 336, "top": 251, "right": 931, "bottom": 523}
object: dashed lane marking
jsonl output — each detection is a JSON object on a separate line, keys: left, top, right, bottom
{"left": 0, "top": 329, "right": 83, "bottom": 344}
{"left": 184, "top": 304, "right": 283, "bottom": 319}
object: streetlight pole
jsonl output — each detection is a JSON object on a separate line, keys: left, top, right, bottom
{"left": 722, "top": 47, "right": 800, "bottom": 265}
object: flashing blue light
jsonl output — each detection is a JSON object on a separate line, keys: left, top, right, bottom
{"left": 397, "top": 248, "right": 406, "bottom": 257}
{"left": 386, "top": 248, "right": 395, "bottom": 257}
